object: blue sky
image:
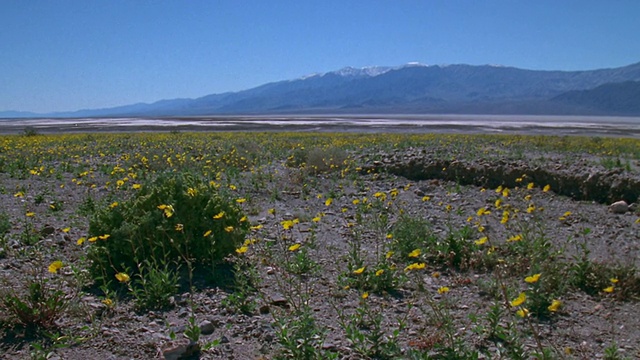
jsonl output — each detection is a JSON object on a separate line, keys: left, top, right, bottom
{"left": 2, "top": 1, "right": 639, "bottom": 113}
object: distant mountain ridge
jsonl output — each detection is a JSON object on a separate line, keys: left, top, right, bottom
{"left": 2, "top": 61, "right": 640, "bottom": 118}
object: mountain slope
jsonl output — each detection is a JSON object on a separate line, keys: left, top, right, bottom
{"left": 2, "top": 61, "right": 640, "bottom": 117}
{"left": 550, "top": 80, "right": 640, "bottom": 115}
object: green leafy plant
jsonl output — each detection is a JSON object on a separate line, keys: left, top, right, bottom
{"left": 1, "top": 261, "right": 71, "bottom": 331}
{"left": 129, "top": 260, "right": 180, "bottom": 310}
{"left": 86, "top": 172, "right": 250, "bottom": 287}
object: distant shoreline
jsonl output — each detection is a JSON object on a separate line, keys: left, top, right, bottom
{"left": 1, "top": 114, "right": 639, "bottom": 138}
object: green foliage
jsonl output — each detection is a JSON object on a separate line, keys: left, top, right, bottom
{"left": 0, "top": 211, "right": 11, "bottom": 235}
{"left": 130, "top": 260, "right": 180, "bottom": 310}
{"left": 22, "top": 126, "right": 40, "bottom": 137}
{"left": 1, "top": 276, "right": 69, "bottom": 330}
{"left": 275, "top": 306, "right": 335, "bottom": 360}
{"left": 390, "top": 215, "right": 434, "bottom": 258}
{"left": 87, "top": 171, "right": 250, "bottom": 286}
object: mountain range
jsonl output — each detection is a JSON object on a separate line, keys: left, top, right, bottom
{"left": 3, "top": 62, "right": 640, "bottom": 118}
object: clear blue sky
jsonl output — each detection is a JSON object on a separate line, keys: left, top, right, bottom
{"left": 2, "top": 0, "right": 639, "bottom": 113}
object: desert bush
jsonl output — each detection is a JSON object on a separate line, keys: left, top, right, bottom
{"left": 86, "top": 171, "right": 250, "bottom": 287}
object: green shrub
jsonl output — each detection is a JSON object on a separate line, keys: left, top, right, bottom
{"left": 87, "top": 172, "right": 249, "bottom": 286}
{"left": 390, "top": 215, "right": 434, "bottom": 258}
{"left": 130, "top": 260, "right": 180, "bottom": 310}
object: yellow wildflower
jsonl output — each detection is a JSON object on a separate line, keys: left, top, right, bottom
{"left": 507, "top": 234, "right": 523, "bottom": 242}
{"left": 475, "top": 237, "right": 488, "bottom": 245}
{"left": 239, "top": 216, "right": 247, "bottom": 222}
{"left": 235, "top": 198, "right": 246, "bottom": 204}
{"left": 288, "top": 243, "right": 301, "bottom": 252}
{"left": 525, "top": 273, "right": 541, "bottom": 283}
{"left": 494, "top": 198, "right": 502, "bottom": 208}
{"left": 115, "top": 272, "right": 130, "bottom": 283}
{"left": 385, "top": 251, "right": 394, "bottom": 259}
{"left": 312, "top": 216, "right": 321, "bottom": 223}
{"left": 408, "top": 248, "right": 421, "bottom": 258}
{"left": 158, "top": 204, "right": 174, "bottom": 218}
{"left": 14, "top": 191, "right": 24, "bottom": 197}
{"left": 375, "top": 269, "right": 384, "bottom": 276}
{"left": 235, "top": 246, "right": 248, "bottom": 254}
{"left": 548, "top": 299, "right": 562, "bottom": 312}
{"left": 353, "top": 266, "right": 365, "bottom": 275}
{"left": 203, "top": 230, "right": 212, "bottom": 237}
{"left": 374, "top": 191, "right": 386, "bottom": 199}
{"left": 610, "top": 278, "right": 619, "bottom": 284}
{"left": 224, "top": 226, "right": 234, "bottom": 232}
{"left": 77, "top": 237, "right": 86, "bottom": 245}
{"left": 510, "top": 292, "right": 526, "bottom": 307}
{"left": 362, "top": 292, "right": 369, "bottom": 299}
{"left": 502, "top": 188, "right": 510, "bottom": 197}
{"left": 543, "top": 184, "right": 551, "bottom": 192}
{"left": 527, "top": 182, "right": 534, "bottom": 190}
{"left": 437, "top": 286, "right": 450, "bottom": 294}
{"left": 501, "top": 211, "right": 510, "bottom": 224}
{"left": 213, "top": 211, "right": 225, "bottom": 219}
{"left": 62, "top": 227, "right": 71, "bottom": 233}
{"left": 477, "top": 207, "right": 490, "bottom": 216}
{"left": 422, "top": 195, "right": 431, "bottom": 201}
{"left": 516, "top": 308, "right": 529, "bottom": 318}
{"left": 88, "top": 236, "right": 98, "bottom": 242}
{"left": 404, "top": 262, "right": 426, "bottom": 271}
{"left": 603, "top": 286, "right": 614, "bottom": 293}
{"left": 132, "top": 183, "right": 142, "bottom": 190}
{"left": 281, "top": 220, "right": 295, "bottom": 230}
{"left": 325, "top": 198, "right": 333, "bottom": 206}
{"left": 175, "top": 223, "right": 184, "bottom": 231}
{"left": 352, "top": 199, "right": 360, "bottom": 205}
{"left": 26, "top": 212, "right": 35, "bottom": 217}
{"left": 98, "top": 234, "right": 110, "bottom": 240}
{"left": 102, "top": 298, "right": 113, "bottom": 307}
{"left": 109, "top": 202, "right": 119, "bottom": 208}
{"left": 48, "top": 260, "right": 63, "bottom": 274}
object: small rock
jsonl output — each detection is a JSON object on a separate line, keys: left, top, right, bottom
{"left": 322, "top": 341, "right": 337, "bottom": 350}
{"left": 40, "top": 225, "right": 55, "bottom": 237}
{"left": 609, "top": 200, "right": 628, "bottom": 214}
{"left": 269, "top": 294, "right": 288, "bottom": 307}
{"left": 162, "top": 338, "right": 200, "bottom": 360}
{"left": 199, "top": 320, "right": 215, "bottom": 335}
